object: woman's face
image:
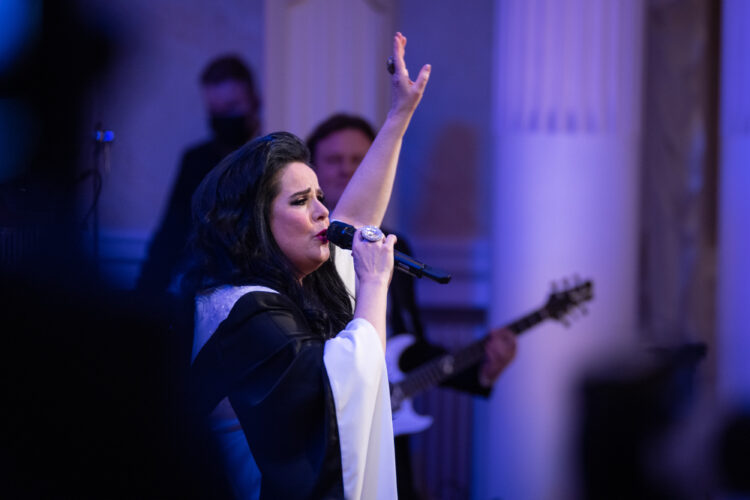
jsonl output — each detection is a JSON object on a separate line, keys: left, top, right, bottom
{"left": 269, "top": 162, "right": 330, "bottom": 278}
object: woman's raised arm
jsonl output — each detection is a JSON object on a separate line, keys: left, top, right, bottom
{"left": 330, "top": 32, "right": 430, "bottom": 228}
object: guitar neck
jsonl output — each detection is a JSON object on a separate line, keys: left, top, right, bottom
{"left": 397, "top": 307, "right": 550, "bottom": 400}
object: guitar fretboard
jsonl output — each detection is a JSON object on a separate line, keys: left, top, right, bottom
{"left": 396, "top": 308, "right": 550, "bottom": 400}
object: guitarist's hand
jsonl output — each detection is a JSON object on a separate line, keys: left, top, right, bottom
{"left": 479, "top": 328, "right": 517, "bottom": 387}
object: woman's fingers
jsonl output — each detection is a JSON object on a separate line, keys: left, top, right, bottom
{"left": 414, "top": 64, "right": 431, "bottom": 94}
{"left": 390, "top": 32, "right": 430, "bottom": 114}
{"left": 391, "top": 32, "right": 411, "bottom": 85}
{"left": 381, "top": 233, "right": 397, "bottom": 248}
{"left": 392, "top": 32, "right": 406, "bottom": 74}
{"left": 352, "top": 229, "right": 396, "bottom": 282}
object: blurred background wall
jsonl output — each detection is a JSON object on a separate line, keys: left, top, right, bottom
{"left": 3, "top": 0, "right": 748, "bottom": 498}
{"left": 78, "top": 0, "right": 265, "bottom": 286}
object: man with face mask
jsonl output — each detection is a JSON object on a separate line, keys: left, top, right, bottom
{"left": 137, "top": 55, "right": 261, "bottom": 294}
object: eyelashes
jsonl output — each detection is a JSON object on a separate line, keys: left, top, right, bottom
{"left": 290, "top": 193, "right": 326, "bottom": 206}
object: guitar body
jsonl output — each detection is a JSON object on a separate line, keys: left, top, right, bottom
{"left": 392, "top": 397, "right": 433, "bottom": 437}
{"left": 387, "top": 334, "right": 434, "bottom": 436}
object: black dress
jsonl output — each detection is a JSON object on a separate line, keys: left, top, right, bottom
{"left": 190, "top": 285, "right": 397, "bottom": 499}
{"left": 190, "top": 290, "right": 344, "bottom": 499}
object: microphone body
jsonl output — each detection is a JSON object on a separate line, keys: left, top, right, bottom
{"left": 326, "top": 221, "right": 451, "bottom": 284}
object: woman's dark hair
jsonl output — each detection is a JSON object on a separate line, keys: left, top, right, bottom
{"left": 306, "top": 113, "right": 376, "bottom": 165}
{"left": 184, "top": 131, "right": 352, "bottom": 335}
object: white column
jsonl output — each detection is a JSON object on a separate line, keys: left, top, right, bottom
{"left": 717, "top": 0, "right": 750, "bottom": 404}
{"left": 263, "top": 0, "right": 395, "bottom": 139}
{"left": 475, "top": 1, "right": 645, "bottom": 499}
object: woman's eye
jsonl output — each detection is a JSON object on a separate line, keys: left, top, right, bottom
{"left": 317, "top": 194, "right": 326, "bottom": 203}
{"left": 291, "top": 198, "right": 306, "bottom": 206}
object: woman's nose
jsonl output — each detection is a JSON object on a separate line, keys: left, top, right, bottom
{"left": 313, "top": 198, "right": 329, "bottom": 220}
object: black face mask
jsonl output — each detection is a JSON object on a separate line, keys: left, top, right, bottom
{"left": 209, "top": 115, "right": 250, "bottom": 148}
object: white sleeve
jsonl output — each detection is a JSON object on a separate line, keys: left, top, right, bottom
{"left": 333, "top": 245, "right": 357, "bottom": 305}
{"left": 323, "top": 318, "right": 397, "bottom": 500}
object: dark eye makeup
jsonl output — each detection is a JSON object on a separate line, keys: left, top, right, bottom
{"left": 290, "top": 192, "right": 325, "bottom": 206}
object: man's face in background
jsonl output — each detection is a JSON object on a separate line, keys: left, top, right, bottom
{"left": 312, "top": 128, "right": 372, "bottom": 209}
{"left": 202, "top": 79, "right": 259, "bottom": 147}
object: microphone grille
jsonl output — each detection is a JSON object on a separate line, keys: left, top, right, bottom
{"left": 326, "top": 220, "right": 355, "bottom": 249}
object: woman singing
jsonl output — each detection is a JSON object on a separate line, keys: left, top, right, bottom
{"left": 187, "top": 33, "right": 430, "bottom": 499}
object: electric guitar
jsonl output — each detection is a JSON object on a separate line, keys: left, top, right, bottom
{"left": 387, "top": 279, "right": 594, "bottom": 436}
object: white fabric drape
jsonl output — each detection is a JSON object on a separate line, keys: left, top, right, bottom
{"left": 324, "top": 318, "right": 397, "bottom": 499}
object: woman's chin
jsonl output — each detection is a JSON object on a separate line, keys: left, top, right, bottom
{"left": 320, "top": 246, "right": 331, "bottom": 261}
{"left": 301, "top": 250, "right": 331, "bottom": 277}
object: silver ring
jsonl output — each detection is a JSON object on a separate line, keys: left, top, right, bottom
{"left": 360, "top": 225, "right": 384, "bottom": 242}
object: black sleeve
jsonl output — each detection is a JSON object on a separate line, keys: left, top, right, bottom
{"left": 398, "top": 338, "right": 490, "bottom": 397}
{"left": 190, "top": 291, "right": 344, "bottom": 500}
{"left": 388, "top": 236, "right": 425, "bottom": 339}
{"left": 387, "top": 234, "right": 490, "bottom": 397}
{"left": 136, "top": 153, "right": 196, "bottom": 293}
{"left": 137, "top": 144, "right": 220, "bottom": 293}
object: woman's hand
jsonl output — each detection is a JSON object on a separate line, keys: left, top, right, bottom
{"left": 352, "top": 229, "right": 397, "bottom": 286}
{"left": 350, "top": 228, "right": 397, "bottom": 350}
{"left": 330, "top": 32, "right": 430, "bottom": 229}
{"left": 389, "top": 32, "right": 431, "bottom": 119}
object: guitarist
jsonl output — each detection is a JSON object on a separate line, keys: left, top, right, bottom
{"left": 307, "top": 113, "right": 517, "bottom": 499}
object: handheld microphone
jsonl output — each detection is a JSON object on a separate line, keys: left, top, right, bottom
{"left": 326, "top": 221, "right": 451, "bottom": 284}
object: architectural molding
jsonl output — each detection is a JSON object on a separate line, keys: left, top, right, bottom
{"left": 494, "top": 0, "right": 644, "bottom": 135}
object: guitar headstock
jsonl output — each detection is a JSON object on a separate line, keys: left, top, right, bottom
{"left": 544, "top": 278, "right": 594, "bottom": 325}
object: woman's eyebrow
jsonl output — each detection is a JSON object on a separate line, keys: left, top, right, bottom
{"left": 289, "top": 187, "right": 312, "bottom": 199}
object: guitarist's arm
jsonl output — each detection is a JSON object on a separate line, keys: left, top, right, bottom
{"left": 388, "top": 235, "right": 517, "bottom": 396}
{"left": 397, "top": 339, "right": 491, "bottom": 396}
{"left": 395, "top": 329, "right": 516, "bottom": 396}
